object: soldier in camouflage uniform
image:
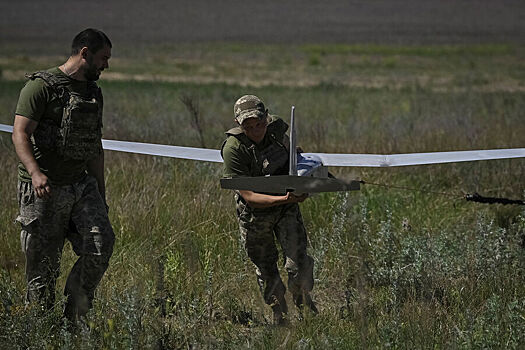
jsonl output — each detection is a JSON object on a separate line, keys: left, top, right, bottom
{"left": 12, "top": 29, "right": 114, "bottom": 324}
{"left": 222, "top": 95, "right": 317, "bottom": 325}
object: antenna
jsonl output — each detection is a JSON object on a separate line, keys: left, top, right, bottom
{"left": 289, "top": 106, "right": 297, "bottom": 176}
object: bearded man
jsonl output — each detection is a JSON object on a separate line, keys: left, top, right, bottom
{"left": 12, "top": 28, "right": 114, "bottom": 323}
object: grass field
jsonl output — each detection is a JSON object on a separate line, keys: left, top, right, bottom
{"left": 1, "top": 43, "right": 525, "bottom": 349}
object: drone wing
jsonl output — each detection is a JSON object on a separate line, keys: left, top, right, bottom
{"left": 306, "top": 149, "right": 525, "bottom": 167}
{"left": 0, "top": 124, "right": 13, "bottom": 133}
{"left": 101, "top": 139, "right": 222, "bottom": 162}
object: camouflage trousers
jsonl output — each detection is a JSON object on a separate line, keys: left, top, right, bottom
{"left": 15, "top": 174, "right": 114, "bottom": 321}
{"left": 236, "top": 197, "right": 314, "bottom": 310}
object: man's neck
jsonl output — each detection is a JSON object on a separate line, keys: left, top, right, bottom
{"left": 59, "top": 57, "right": 85, "bottom": 81}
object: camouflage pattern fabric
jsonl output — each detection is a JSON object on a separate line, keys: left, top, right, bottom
{"left": 236, "top": 194, "right": 314, "bottom": 309}
{"left": 233, "top": 95, "right": 268, "bottom": 125}
{"left": 16, "top": 174, "right": 114, "bottom": 320}
{"left": 224, "top": 99, "right": 316, "bottom": 321}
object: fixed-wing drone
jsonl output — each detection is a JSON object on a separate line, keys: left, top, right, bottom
{"left": 220, "top": 106, "right": 525, "bottom": 194}
{"left": 1, "top": 107, "right": 524, "bottom": 194}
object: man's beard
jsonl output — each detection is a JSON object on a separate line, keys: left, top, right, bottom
{"left": 84, "top": 58, "right": 101, "bottom": 81}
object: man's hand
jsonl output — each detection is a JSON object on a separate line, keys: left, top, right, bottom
{"left": 284, "top": 192, "right": 308, "bottom": 203}
{"left": 32, "top": 171, "right": 51, "bottom": 199}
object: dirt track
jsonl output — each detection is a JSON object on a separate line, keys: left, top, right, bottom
{"left": 1, "top": 0, "right": 525, "bottom": 50}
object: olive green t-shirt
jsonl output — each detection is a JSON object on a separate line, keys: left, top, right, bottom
{"left": 15, "top": 67, "right": 100, "bottom": 185}
{"left": 222, "top": 133, "right": 266, "bottom": 178}
{"left": 222, "top": 115, "right": 289, "bottom": 178}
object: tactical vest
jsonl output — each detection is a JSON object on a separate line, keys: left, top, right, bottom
{"left": 222, "top": 116, "right": 290, "bottom": 177}
{"left": 27, "top": 71, "right": 103, "bottom": 160}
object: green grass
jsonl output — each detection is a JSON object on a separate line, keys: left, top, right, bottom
{"left": 1, "top": 43, "right": 525, "bottom": 348}
{"left": 300, "top": 43, "right": 517, "bottom": 56}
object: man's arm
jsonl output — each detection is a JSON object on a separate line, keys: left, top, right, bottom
{"left": 239, "top": 190, "right": 307, "bottom": 209}
{"left": 87, "top": 152, "right": 107, "bottom": 205}
{"left": 12, "top": 115, "right": 51, "bottom": 198}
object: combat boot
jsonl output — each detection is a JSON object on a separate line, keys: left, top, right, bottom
{"left": 271, "top": 295, "right": 289, "bottom": 326}
{"left": 272, "top": 305, "right": 289, "bottom": 326}
{"left": 293, "top": 291, "right": 318, "bottom": 317}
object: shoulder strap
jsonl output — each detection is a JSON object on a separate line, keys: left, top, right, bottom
{"left": 25, "top": 71, "right": 69, "bottom": 106}
{"left": 221, "top": 127, "right": 251, "bottom": 159}
{"left": 87, "top": 81, "right": 101, "bottom": 98}
{"left": 87, "top": 81, "right": 103, "bottom": 110}
{"left": 266, "top": 116, "right": 288, "bottom": 144}
{"left": 224, "top": 126, "right": 253, "bottom": 146}
{"left": 225, "top": 126, "right": 243, "bottom": 136}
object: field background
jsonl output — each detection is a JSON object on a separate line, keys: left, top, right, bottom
{"left": 1, "top": 1, "right": 525, "bottom": 349}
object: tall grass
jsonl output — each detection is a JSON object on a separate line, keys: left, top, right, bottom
{"left": 1, "top": 44, "right": 525, "bottom": 348}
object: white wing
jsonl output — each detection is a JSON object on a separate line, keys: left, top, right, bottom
{"left": 1, "top": 123, "right": 524, "bottom": 166}
{"left": 102, "top": 139, "right": 222, "bottom": 162}
{"left": 1, "top": 123, "right": 221, "bottom": 162}
{"left": 306, "top": 149, "right": 525, "bottom": 167}
{"left": 0, "top": 124, "right": 13, "bottom": 133}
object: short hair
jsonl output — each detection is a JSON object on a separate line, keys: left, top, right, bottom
{"left": 71, "top": 28, "right": 112, "bottom": 55}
